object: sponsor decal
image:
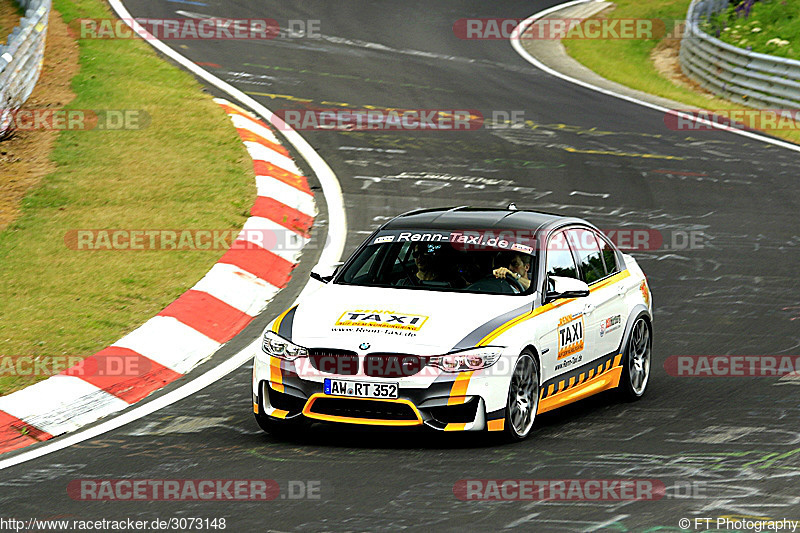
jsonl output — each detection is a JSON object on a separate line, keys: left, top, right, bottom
{"left": 335, "top": 310, "right": 429, "bottom": 331}
{"left": 511, "top": 243, "right": 534, "bottom": 254}
{"left": 599, "top": 314, "right": 621, "bottom": 338}
{"left": 373, "top": 235, "right": 394, "bottom": 244}
{"left": 366, "top": 228, "right": 701, "bottom": 252}
{"left": 558, "top": 313, "right": 584, "bottom": 360}
{"left": 554, "top": 353, "right": 582, "bottom": 371}
{"left": 640, "top": 280, "right": 650, "bottom": 305}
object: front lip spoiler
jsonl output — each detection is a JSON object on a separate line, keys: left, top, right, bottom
{"left": 301, "top": 393, "right": 424, "bottom": 426}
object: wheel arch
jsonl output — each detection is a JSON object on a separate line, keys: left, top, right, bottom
{"left": 520, "top": 344, "right": 542, "bottom": 382}
{"left": 618, "top": 304, "right": 652, "bottom": 355}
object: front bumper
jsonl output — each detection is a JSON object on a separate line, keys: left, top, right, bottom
{"left": 252, "top": 354, "right": 508, "bottom": 432}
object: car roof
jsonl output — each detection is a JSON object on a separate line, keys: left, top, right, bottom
{"left": 381, "top": 206, "right": 576, "bottom": 232}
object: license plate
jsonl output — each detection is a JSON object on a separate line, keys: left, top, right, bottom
{"left": 324, "top": 378, "right": 398, "bottom": 399}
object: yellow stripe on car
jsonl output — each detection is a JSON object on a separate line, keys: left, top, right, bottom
{"left": 477, "top": 271, "right": 630, "bottom": 346}
{"left": 448, "top": 372, "right": 474, "bottom": 405}
{"left": 269, "top": 357, "right": 284, "bottom": 393}
{"left": 271, "top": 305, "right": 296, "bottom": 333}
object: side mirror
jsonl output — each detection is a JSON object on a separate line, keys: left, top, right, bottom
{"left": 544, "top": 275, "right": 590, "bottom": 303}
{"left": 310, "top": 262, "right": 342, "bottom": 283}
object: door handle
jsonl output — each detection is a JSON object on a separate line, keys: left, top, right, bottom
{"left": 583, "top": 303, "right": 595, "bottom": 314}
{"left": 616, "top": 284, "right": 625, "bottom": 297}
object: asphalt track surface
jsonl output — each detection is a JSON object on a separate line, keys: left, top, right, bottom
{"left": 2, "top": 1, "right": 799, "bottom": 531}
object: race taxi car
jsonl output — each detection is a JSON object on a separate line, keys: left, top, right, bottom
{"left": 252, "top": 206, "right": 653, "bottom": 440}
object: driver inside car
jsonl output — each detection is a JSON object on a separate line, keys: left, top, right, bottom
{"left": 397, "top": 242, "right": 468, "bottom": 287}
{"left": 492, "top": 251, "right": 532, "bottom": 291}
{"left": 395, "top": 242, "right": 446, "bottom": 285}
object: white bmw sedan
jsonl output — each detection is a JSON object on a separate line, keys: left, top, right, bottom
{"left": 253, "top": 206, "right": 652, "bottom": 440}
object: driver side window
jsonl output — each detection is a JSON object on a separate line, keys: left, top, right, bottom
{"left": 545, "top": 231, "right": 579, "bottom": 279}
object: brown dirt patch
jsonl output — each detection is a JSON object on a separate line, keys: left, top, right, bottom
{"left": 0, "top": 6, "right": 78, "bottom": 230}
{"left": 651, "top": 35, "right": 716, "bottom": 99}
{"left": 0, "top": 0, "right": 21, "bottom": 42}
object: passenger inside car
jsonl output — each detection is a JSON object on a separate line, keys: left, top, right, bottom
{"left": 397, "top": 242, "right": 467, "bottom": 288}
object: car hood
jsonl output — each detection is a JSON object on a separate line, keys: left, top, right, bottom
{"left": 288, "top": 283, "right": 533, "bottom": 354}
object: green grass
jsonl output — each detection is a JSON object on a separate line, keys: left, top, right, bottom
{"left": 703, "top": 0, "right": 800, "bottom": 59}
{"left": 560, "top": 0, "right": 800, "bottom": 144}
{"left": 0, "top": 0, "right": 254, "bottom": 394}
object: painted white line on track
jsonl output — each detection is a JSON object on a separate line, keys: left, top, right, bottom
{"left": 106, "top": 0, "right": 346, "bottom": 266}
{"left": 0, "top": 0, "right": 347, "bottom": 471}
{"left": 510, "top": 0, "right": 800, "bottom": 153}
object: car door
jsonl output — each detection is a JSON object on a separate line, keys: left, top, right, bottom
{"left": 566, "top": 227, "right": 626, "bottom": 360}
{"left": 537, "top": 229, "right": 593, "bottom": 387}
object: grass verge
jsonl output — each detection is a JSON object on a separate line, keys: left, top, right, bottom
{"left": 703, "top": 0, "right": 799, "bottom": 59}
{"left": 561, "top": 0, "right": 800, "bottom": 144}
{"left": 0, "top": 0, "right": 254, "bottom": 394}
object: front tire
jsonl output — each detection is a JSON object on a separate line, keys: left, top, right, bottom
{"left": 504, "top": 351, "right": 540, "bottom": 441}
{"left": 618, "top": 316, "right": 652, "bottom": 400}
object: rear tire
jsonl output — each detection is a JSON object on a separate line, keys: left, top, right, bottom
{"left": 618, "top": 316, "right": 651, "bottom": 401}
{"left": 504, "top": 350, "right": 540, "bottom": 441}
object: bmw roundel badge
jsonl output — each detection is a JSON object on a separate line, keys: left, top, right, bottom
{"left": 359, "top": 342, "right": 370, "bottom": 350}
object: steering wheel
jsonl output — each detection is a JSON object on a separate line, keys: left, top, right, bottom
{"left": 503, "top": 273, "right": 524, "bottom": 293}
{"left": 398, "top": 258, "right": 419, "bottom": 286}
{"left": 466, "top": 274, "right": 523, "bottom": 294}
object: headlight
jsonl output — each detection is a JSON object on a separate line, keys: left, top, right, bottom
{"left": 430, "top": 347, "right": 503, "bottom": 372}
{"left": 261, "top": 330, "right": 308, "bottom": 361}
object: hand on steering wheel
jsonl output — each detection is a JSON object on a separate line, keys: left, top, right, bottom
{"left": 503, "top": 272, "right": 524, "bottom": 293}
{"left": 493, "top": 267, "right": 523, "bottom": 293}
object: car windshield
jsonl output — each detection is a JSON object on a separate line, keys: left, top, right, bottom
{"left": 336, "top": 229, "right": 537, "bottom": 295}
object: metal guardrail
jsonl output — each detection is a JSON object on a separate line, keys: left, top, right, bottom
{"left": 0, "top": 0, "right": 51, "bottom": 138}
{"left": 679, "top": 0, "right": 800, "bottom": 109}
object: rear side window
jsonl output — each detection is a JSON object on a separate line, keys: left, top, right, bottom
{"left": 566, "top": 229, "right": 605, "bottom": 284}
{"left": 596, "top": 233, "right": 619, "bottom": 275}
{"left": 545, "top": 231, "right": 578, "bottom": 279}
